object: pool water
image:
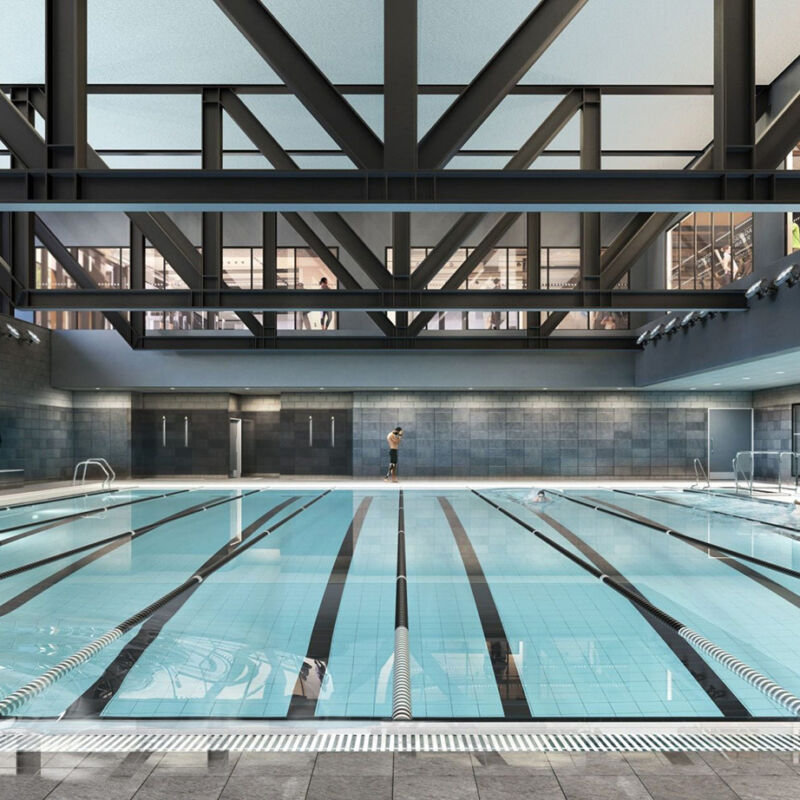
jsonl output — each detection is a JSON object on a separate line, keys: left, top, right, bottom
{"left": 1, "top": 485, "right": 800, "bottom": 721}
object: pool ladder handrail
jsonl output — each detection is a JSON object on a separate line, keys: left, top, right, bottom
{"left": 733, "top": 450, "right": 800, "bottom": 495}
{"left": 73, "top": 458, "right": 116, "bottom": 489}
{"left": 691, "top": 458, "right": 710, "bottom": 489}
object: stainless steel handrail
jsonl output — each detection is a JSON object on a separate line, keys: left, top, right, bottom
{"left": 691, "top": 458, "right": 710, "bottom": 489}
{"left": 72, "top": 458, "right": 115, "bottom": 489}
{"left": 733, "top": 450, "right": 799, "bottom": 495}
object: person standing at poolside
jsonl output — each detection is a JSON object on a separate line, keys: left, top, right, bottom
{"left": 384, "top": 427, "right": 403, "bottom": 482}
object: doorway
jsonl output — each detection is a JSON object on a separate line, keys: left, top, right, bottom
{"left": 708, "top": 408, "right": 753, "bottom": 479}
{"left": 229, "top": 418, "right": 242, "bottom": 479}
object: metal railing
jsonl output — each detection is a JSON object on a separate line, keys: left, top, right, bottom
{"left": 72, "top": 458, "right": 116, "bottom": 489}
{"left": 733, "top": 450, "right": 800, "bottom": 495}
{"left": 691, "top": 458, "right": 710, "bottom": 489}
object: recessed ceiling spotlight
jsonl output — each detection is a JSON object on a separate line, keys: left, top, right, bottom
{"left": 542, "top": 387, "right": 549, "bottom": 391}
{"left": 776, "top": 371, "right": 785, "bottom": 375}
{"left": 742, "top": 377, "right": 751, "bottom": 381}
{"left": 319, "top": 387, "right": 325, "bottom": 391}
{"left": 95, "top": 387, "right": 100, "bottom": 391}
{"left": 713, "top": 382, "right": 721, "bottom": 386}
{"left": 690, "top": 387, "right": 697, "bottom": 391}
{"left": 393, "top": 387, "right": 399, "bottom": 390}
{"left": 5, "top": 323, "right": 20, "bottom": 339}
{"left": 244, "top": 387, "right": 250, "bottom": 391}
{"left": 169, "top": 387, "right": 176, "bottom": 390}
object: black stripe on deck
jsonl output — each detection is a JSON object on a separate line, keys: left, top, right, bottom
{"left": 287, "top": 496, "right": 373, "bottom": 719}
{"left": 438, "top": 496, "right": 531, "bottom": 719}
{"left": 63, "top": 495, "right": 302, "bottom": 718}
{"left": 527, "top": 505, "right": 750, "bottom": 719}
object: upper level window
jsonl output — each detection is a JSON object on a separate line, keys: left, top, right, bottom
{"left": 789, "top": 142, "right": 800, "bottom": 254}
{"left": 667, "top": 212, "right": 753, "bottom": 290}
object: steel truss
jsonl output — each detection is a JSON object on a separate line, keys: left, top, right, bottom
{"left": 0, "top": 0, "right": 796, "bottom": 353}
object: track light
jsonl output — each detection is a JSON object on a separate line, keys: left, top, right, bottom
{"left": 773, "top": 264, "right": 799, "bottom": 289}
{"left": 635, "top": 331, "right": 649, "bottom": 345}
{"left": 648, "top": 324, "right": 662, "bottom": 340}
{"left": 681, "top": 311, "right": 696, "bottom": 327}
{"left": 696, "top": 309, "right": 712, "bottom": 320}
{"left": 745, "top": 278, "right": 767, "bottom": 299}
{"left": 27, "top": 330, "right": 41, "bottom": 345}
{"left": 5, "top": 323, "right": 20, "bottom": 339}
{"left": 662, "top": 318, "right": 677, "bottom": 335}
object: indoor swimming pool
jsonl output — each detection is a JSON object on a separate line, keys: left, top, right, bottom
{"left": 2, "top": 485, "right": 800, "bottom": 722}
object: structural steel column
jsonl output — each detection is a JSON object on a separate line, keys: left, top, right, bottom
{"left": 526, "top": 213, "right": 541, "bottom": 340}
{"left": 130, "top": 222, "right": 146, "bottom": 346}
{"left": 384, "top": 0, "right": 417, "bottom": 171}
{"left": 11, "top": 213, "right": 34, "bottom": 302}
{"left": 713, "top": 0, "right": 755, "bottom": 170}
{"left": 262, "top": 212, "right": 277, "bottom": 343}
{"left": 202, "top": 88, "right": 223, "bottom": 331}
{"left": 392, "top": 213, "right": 411, "bottom": 334}
{"left": 45, "top": 0, "right": 87, "bottom": 171}
{"left": 580, "top": 89, "right": 601, "bottom": 290}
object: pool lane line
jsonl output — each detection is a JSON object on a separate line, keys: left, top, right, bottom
{"left": 286, "top": 496, "right": 374, "bottom": 720}
{"left": 0, "top": 490, "right": 332, "bottom": 718}
{"left": 0, "top": 489, "right": 191, "bottom": 541}
{"left": 612, "top": 488, "right": 800, "bottom": 539}
{"left": 64, "top": 495, "right": 303, "bottom": 719}
{"left": 559, "top": 492, "right": 800, "bottom": 597}
{"left": 393, "top": 489, "right": 412, "bottom": 721}
{"left": 496, "top": 496, "right": 747, "bottom": 718}
{"left": 472, "top": 490, "right": 800, "bottom": 718}
{"left": 0, "top": 490, "right": 261, "bottom": 617}
{"left": 437, "top": 496, "right": 532, "bottom": 720}
{"left": 0, "top": 487, "right": 121, "bottom": 513}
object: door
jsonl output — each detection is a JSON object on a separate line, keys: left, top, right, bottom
{"left": 229, "top": 418, "right": 242, "bottom": 479}
{"left": 708, "top": 408, "right": 753, "bottom": 479}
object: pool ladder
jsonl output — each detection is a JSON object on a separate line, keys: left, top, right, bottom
{"left": 73, "top": 458, "right": 116, "bottom": 489}
{"left": 691, "top": 458, "right": 710, "bottom": 489}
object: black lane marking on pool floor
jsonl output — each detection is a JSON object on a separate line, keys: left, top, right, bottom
{"left": 473, "top": 491, "right": 751, "bottom": 719}
{"left": 286, "top": 496, "right": 374, "bottom": 719}
{"left": 0, "top": 487, "right": 120, "bottom": 513}
{"left": 0, "top": 490, "right": 190, "bottom": 546}
{"left": 64, "top": 495, "right": 302, "bottom": 719}
{"left": 569, "top": 494, "right": 800, "bottom": 609}
{"left": 438, "top": 496, "right": 531, "bottom": 719}
{"left": 0, "top": 491, "right": 260, "bottom": 618}
{"left": 613, "top": 488, "right": 800, "bottom": 539}
{"left": 396, "top": 488, "right": 408, "bottom": 628}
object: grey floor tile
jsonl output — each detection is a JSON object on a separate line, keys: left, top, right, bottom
{"left": 133, "top": 770, "right": 229, "bottom": 800}
{"left": 45, "top": 773, "right": 147, "bottom": 800}
{"left": 626, "top": 752, "right": 715, "bottom": 776}
{"left": 394, "top": 751, "right": 473, "bottom": 775}
{"left": 232, "top": 752, "right": 317, "bottom": 775}
{"left": 702, "top": 752, "right": 797, "bottom": 776}
{"left": 392, "top": 773, "right": 478, "bottom": 800}
{"left": 475, "top": 774, "right": 566, "bottom": 800}
{"left": 305, "top": 774, "right": 391, "bottom": 800}
{"left": 41, "top": 752, "right": 88, "bottom": 769}
{"left": 470, "top": 751, "right": 554, "bottom": 774}
{"left": 312, "top": 752, "right": 393, "bottom": 776}
{"left": 556, "top": 774, "right": 653, "bottom": 800}
{"left": 0, "top": 776, "right": 62, "bottom": 800}
{"left": 638, "top": 773, "right": 738, "bottom": 800}
{"left": 721, "top": 773, "right": 800, "bottom": 800}
{"left": 549, "top": 752, "right": 634, "bottom": 776}
{"left": 220, "top": 773, "right": 311, "bottom": 800}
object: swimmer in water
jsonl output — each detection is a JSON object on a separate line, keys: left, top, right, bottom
{"left": 526, "top": 489, "right": 548, "bottom": 504}
{"left": 791, "top": 499, "right": 800, "bottom": 517}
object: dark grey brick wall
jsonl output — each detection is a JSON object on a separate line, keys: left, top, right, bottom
{"left": 353, "top": 391, "right": 748, "bottom": 479}
{"left": 0, "top": 315, "right": 74, "bottom": 481}
{"left": 753, "top": 385, "right": 800, "bottom": 480}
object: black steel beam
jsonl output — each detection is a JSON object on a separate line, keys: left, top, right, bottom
{"left": 220, "top": 89, "right": 391, "bottom": 289}
{"left": 202, "top": 88, "right": 223, "bottom": 329}
{"left": 262, "top": 211, "right": 277, "bottom": 342}
{"left": 280, "top": 212, "right": 396, "bottom": 337}
{"left": 392, "top": 212, "right": 411, "bottom": 332}
{"left": 754, "top": 90, "right": 800, "bottom": 169}
{"left": 33, "top": 218, "right": 133, "bottom": 341}
{"left": 20, "top": 288, "right": 748, "bottom": 313}
{"left": 2, "top": 168, "right": 799, "bottom": 208}
{"left": 0, "top": 88, "right": 45, "bottom": 169}
{"left": 410, "top": 90, "right": 584, "bottom": 290}
{"left": 407, "top": 212, "right": 520, "bottom": 336}
{"left": 713, "top": 0, "right": 755, "bottom": 170}
{"left": 580, "top": 89, "right": 601, "bottom": 289}
{"left": 129, "top": 221, "right": 145, "bottom": 345}
{"left": 384, "top": 0, "right": 417, "bottom": 171}
{"left": 137, "top": 333, "right": 639, "bottom": 352}
{"left": 418, "top": 0, "right": 588, "bottom": 168}
{"left": 11, "top": 212, "right": 34, "bottom": 306}
{"left": 2, "top": 83, "right": 726, "bottom": 96}
{"left": 526, "top": 213, "right": 541, "bottom": 338}
{"left": 45, "top": 0, "right": 87, "bottom": 171}
{"left": 212, "top": 0, "right": 383, "bottom": 168}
